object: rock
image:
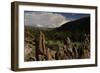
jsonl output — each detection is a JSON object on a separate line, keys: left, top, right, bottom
{"left": 72, "top": 45, "right": 78, "bottom": 59}
{"left": 35, "top": 31, "right": 48, "bottom": 61}
{"left": 24, "top": 44, "right": 32, "bottom": 60}
{"left": 63, "top": 37, "right": 74, "bottom": 59}
{"left": 81, "top": 34, "right": 90, "bottom": 58}
{"left": 46, "top": 48, "right": 53, "bottom": 60}
{"left": 39, "top": 31, "right": 46, "bottom": 55}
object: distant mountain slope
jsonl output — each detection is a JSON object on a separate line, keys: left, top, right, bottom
{"left": 56, "top": 16, "right": 90, "bottom": 33}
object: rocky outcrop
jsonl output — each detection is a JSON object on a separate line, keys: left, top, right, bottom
{"left": 35, "top": 31, "right": 53, "bottom": 61}
{"left": 39, "top": 31, "right": 46, "bottom": 55}
{"left": 25, "top": 30, "right": 90, "bottom": 61}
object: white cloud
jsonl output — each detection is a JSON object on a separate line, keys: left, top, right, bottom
{"left": 24, "top": 12, "right": 71, "bottom": 28}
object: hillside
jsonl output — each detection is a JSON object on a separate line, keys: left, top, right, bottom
{"left": 55, "top": 16, "right": 90, "bottom": 33}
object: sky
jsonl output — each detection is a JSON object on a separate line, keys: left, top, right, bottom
{"left": 24, "top": 11, "right": 90, "bottom": 28}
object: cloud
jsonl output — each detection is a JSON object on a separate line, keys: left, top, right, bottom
{"left": 24, "top": 12, "right": 71, "bottom": 28}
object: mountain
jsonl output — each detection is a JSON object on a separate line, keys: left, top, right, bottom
{"left": 55, "top": 16, "right": 90, "bottom": 33}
